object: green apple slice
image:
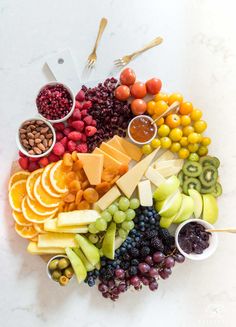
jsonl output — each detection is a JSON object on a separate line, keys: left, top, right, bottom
{"left": 158, "top": 191, "right": 182, "bottom": 218}
{"left": 188, "top": 189, "right": 203, "bottom": 218}
{"left": 75, "top": 234, "right": 100, "bottom": 266}
{"left": 73, "top": 248, "right": 95, "bottom": 272}
{"left": 202, "top": 194, "right": 218, "bottom": 224}
{"left": 160, "top": 213, "right": 177, "bottom": 228}
{"left": 173, "top": 194, "right": 194, "bottom": 224}
{"left": 102, "top": 222, "right": 116, "bottom": 259}
{"left": 153, "top": 175, "right": 180, "bottom": 201}
{"left": 65, "top": 247, "right": 87, "bottom": 283}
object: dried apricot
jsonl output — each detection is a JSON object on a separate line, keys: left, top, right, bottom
{"left": 64, "top": 203, "right": 70, "bottom": 212}
{"left": 71, "top": 151, "right": 78, "bottom": 162}
{"left": 68, "top": 202, "right": 77, "bottom": 211}
{"left": 75, "top": 190, "right": 83, "bottom": 205}
{"left": 119, "top": 164, "right": 129, "bottom": 175}
{"left": 83, "top": 188, "right": 99, "bottom": 203}
{"left": 95, "top": 182, "right": 111, "bottom": 196}
{"left": 58, "top": 201, "right": 65, "bottom": 213}
{"left": 64, "top": 193, "right": 75, "bottom": 203}
{"left": 76, "top": 169, "right": 87, "bottom": 181}
{"left": 77, "top": 200, "right": 90, "bottom": 210}
{"left": 65, "top": 171, "right": 77, "bottom": 185}
{"left": 81, "top": 180, "right": 90, "bottom": 190}
{"left": 73, "top": 160, "right": 83, "bottom": 172}
{"left": 69, "top": 180, "right": 81, "bottom": 193}
{"left": 102, "top": 168, "right": 116, "bottom": 182}
{"left": 63, "top": 153, "right": 73, "bottom": 167}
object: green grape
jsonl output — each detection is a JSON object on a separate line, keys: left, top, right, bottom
{"left": 95, "top": 218, "right": 107, "bottom": 231}
{"left": 189, "top": 153, "right": 199, "bottom": 162}
{"left": 88, "top": 234, "right": 99, "bottom": 244}
{"left": 129, "top": 198, "right": 140, "bottom": 210}
{"left": 118, "top": 197, "right": 130, "bottom": 211}
{"left": 118, "top": 228, "right": 128, "bottom": 239}
{"left": 125, "top": 208, "right": 136, "bottom": 221}
{"left": 122, "top": 221, "right": 134, "bottom": 231}
{"left": 113, "top": 210, "right": 126, "bottom": 224}
{"left": 101, "top": 210, "right": 112, "bottom": 222}
{"left": 108, "top": 204, "right": 118, "bottom": 215}
{"left": 88, "top": 223, "right": 99, "bottom": 234}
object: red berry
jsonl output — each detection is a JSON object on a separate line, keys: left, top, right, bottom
{"left": 18, "top": 150, "right": 26, "bottom": 158}
{"left": 63, "top": 127, "right": 72, "bottom": 136}
{"left": 68, "top": 131, "right": 82, "bottom": 141}
{"left": 67, "top": 117, "right": 74, "bottom": 127}
{"left": 18, "top": 157, "right": 29, "bottom": 170}
{"left": 28, "top": 161, "right": 40, "bottom": 172}
{"left": 67, "top": 140, "right": 77, "bottom": 152}
{"left": 75, "top": 101, "right": 82, "bottom": 110}
{"left": 60, "top": 136, "right": 68, "bottom": 147}
{"left": 76, "top": 143, "right": 88, "bottom": 153}
{"left": 91, "top": 119, "right": 97, "bottom": 127}
{"left": 29, "top": 157, "right": 39, "bottom": 162}
{"left": 48, "top": 153, "right": 60, "bottom": 163}
{"left": 81, "top": 110, "right": 88, "bottom": 117}
{"left": 81, "top": 134, "right": 87, "bottom": 142}
{"left": 56, "top": 131, "right": 64, "bottom": 141}
{"left": 53, "top": 142, "right": 65, "bottom": 156}
{"left": 85, "top": 126, "right": 97, "bottom": 137}
{"left": 82, "top": 101, "right": 92, "bottom": 110}
{"left": 75, "top": 90, "right": 85, "bottom": 102}
{"left": 38, "top": 157, "right": 49, "bottom": 167}
{"left": 71, "top": 120, "right": 84, "bottom": 132}
{"left": 72, "top": 109, "right": 82, "bottom": 120}
{"left": 53, "top": 122, "right": 65, "bottom": 131}
{"left": 83, "top": 115, "right": 93, "bottom": 125}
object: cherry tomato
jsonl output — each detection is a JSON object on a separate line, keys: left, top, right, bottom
{"left": 168, "top": 93, "right": 183, "bottom": 105}
{"left": 158, "top": 124, "right": 170, "bottom": 137}
{"left": 153, "top": 100, "right": 168, "bottom": 115}
{"left": 154, "top": 92, "right": 168, "bottom": 102}
{"left": 151, "top": 138, "right": 161, "bottom": 148}
{"left": 193, "top": 120, "right": 207, "bottom": 133}
{"left": 120, "top": 68, "right": 136, "bottom": 86}
{"left": 180, "top": 137, "right": 188, "bottom": 147}
{"left": 188, "top": 132, "right": 200, "bottom": 144}
{"left": 201, "top": 137, "right": 211, "bottom": 146}
{"left": 142, "top": 144, "right": 153, "bottom": 155}
{"left": 190, "top": 108, "right": 202, "bottom": 121}
{"left": 130, "top": 82, "right": 147, "bottom": 98}
{"left": 188, "top": 143, "right": 199, "bottom": 153}
{"left": 198, "top": 146, "right": 208, "bottom": 156}
{"left": 169, "top": 128, "right": 183, "bottom": 141}
{"left": 178, "top": 148, "right": 190, "bottom": 159}
{"left": 131, "top": 99, "right": 147, "bottom": 115}
{"left": 160, "top": 137, "right": 172, "bottom": 149}
{"left": 170, "top": 142, "right": 181, "bottom": 152}
{"left": 180, "top": 115, "right": 191, "bottom": 126}
{"left": 114, "top": 85, "right": 130, "bottom": 101}
{"left": 147, "top": 100, "right": 156, "bottom": 115}
{"left": 183, "top": 125, "right": 194, "bottom": 136}
{"left": 156, "top": 117, "right": 165, "bottom": 126}
{"left": 165, "top": 114, "right": 181, "bottom": 128}
{"left": 179, "top": 101, "right": 193, "bottom": 115}
{"left": 146, "top": 78, "right": 162, "bottom": 95}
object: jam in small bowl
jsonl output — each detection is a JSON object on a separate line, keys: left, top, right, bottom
{"left": 128, "top": 115, "right": 157, "bottom": 145}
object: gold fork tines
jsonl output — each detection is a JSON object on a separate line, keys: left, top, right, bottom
{"left": 87, "top": 17, "right": 108, "bottom": 69}
{"left": 114, "top": 36, "right": 163, "bottom": 67}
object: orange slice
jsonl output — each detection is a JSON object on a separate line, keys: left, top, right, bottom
{"left": 34, "top": 176, "right": 61, "bottom": 208}
{"left": 15, "top": 222, "right": 38, "bottom": 239}
{"left": 26, "top": 168, "right": 43, "bottom": 200}
{"left": 12, "top": 210, "right": 32, "bottom": 226}
{"left": 27, "top": 196, "right": 58, "bottom": 216}
{"left": 41, "top": 163, "right": 61, "bottom": 198}
{"left": 50, "top": 160, "right": 69, "bottom": 193}
{"left": 9, "top": 180, "right": 27, "bottom": 212}
{"left": 8, "top": 171, "right": 30, "bottom": 190}
{"left": 21, "top": 196, "right": 56, "bottom": 223}
{"left": 33, "top": 223, "right": 47, "bottom": 234}
{"left": 30, "top": 235, "right": 38, "bottom": 242}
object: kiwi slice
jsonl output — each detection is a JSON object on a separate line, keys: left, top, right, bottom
{"left": 177, "top": 171, "right": 184, "bottom": 186}
{"left": 183, "top": 178, "right": 201, "bottom": 194}
{"left": 182, "top": 161, "right": 202, "bottom": 177}
{"left": 199, "top": 165, "right": 218, "bottom": 187}
{"left": 211, "top": 182, "right": 222, "bottom": 197}
{"left": 201, "top": 185, "right": 215, "bottom": 194}
{"left": 199, "top": 156, "right": 220, "bottom": 169}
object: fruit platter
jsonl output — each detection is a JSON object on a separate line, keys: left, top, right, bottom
{"left": 8, "top": 67, "right": 221, "bottom": 300}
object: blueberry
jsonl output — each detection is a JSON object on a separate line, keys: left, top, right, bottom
{"left": 150, "top": 218, "right": 156, "bottom": 224}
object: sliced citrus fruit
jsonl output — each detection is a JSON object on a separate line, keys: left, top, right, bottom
{"left": 34, "top": 176, "right": 61, "bottom": 208}
{"left": 41, "top": 163, "right": 61, "bottom": 198}
{"left": 33, "top": 223, "right": 47, "bottom": 234}
{"left": 26, "top": 168, "right": 43, "bottom": 200}
{"left": 27, "top": 196, "right": 58, "bottom": 216}
{"left": 12, "top": 210, "right": 32, "bottom": 226}
{"left": 15, "top": 222, "right": 38, "bottom": 239}
{"left": 50, "top": 160, "right": 69, "bottom": 194}
{"left": 9, "top": 180, "right": 27, "bottom": 212}
{"left": 8, "top": 171, "right": 30, "bottom": 190}
{"left": 22, "top": 196, "right": 56, "bottom": 223}
{"left": 30, "top": 235, "right": 38, "bottom": 242}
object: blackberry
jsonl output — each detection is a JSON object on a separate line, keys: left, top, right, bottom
{"left": 159, "top": 228, "right": 171, "bottom": 241}
{"left": 129, "top": 266, "right": 138, "bottom": 276}
{"left": 131, "top": 259, "right": 139, "bottom": 266}
{"left": 140, "top": 246, "right": 151, "bottom": 258}
{"left": 123, "top": 253, "right": 131, "bottom": 261}
{"left": 150, "top": 237, "right": 164, "bottom": 251}
{"left": 120, "top": 261, "right": 130, "bottom": 270}
{"left": 138, "top": 240, "right": 150, "bottom": 248}
{"left": 144, "top": 230, "right": 158, "bottom": 239}
{"left": 129, "top": 247, "right": 139, "bottom": 258}
{"left": 102, "top": 267, "right": 115, "bottom": 281}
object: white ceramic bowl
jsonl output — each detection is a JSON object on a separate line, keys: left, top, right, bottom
{"left": 127, "top": 115, "right": 157, "bottom": 145}
{"left": 175, "top": 219, "right": 218, "bottom": 261}
{"left": 16, "top": 117, "right": 56, "bottom": 158}
{"left": 46, "top": 255, "right": 69, "bottom": 281}
{"left": 36, "top": 81, "right": 75, "bottom": 123}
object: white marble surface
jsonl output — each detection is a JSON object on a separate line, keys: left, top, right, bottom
{"left": 1, "top": 0, "right": 236, "bottom": 326}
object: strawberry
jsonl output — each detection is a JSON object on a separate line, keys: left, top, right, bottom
{"left": 85, "top": 126, "right": 97, "bottom": 137}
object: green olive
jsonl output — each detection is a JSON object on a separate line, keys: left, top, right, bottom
{"left": 64, "top": 267, "right": 74, "bottom": 279}
{"left": 59, "top": 275, "right": 69, "bottom": 286}
{"left": 48, "top": 259, "right": 59, "bottom": 271}
{"left": 51, "top": 270, "right": 62, "bottom": 282}
{"left": 58, "top": 258, "right": 70, "bottom": 270}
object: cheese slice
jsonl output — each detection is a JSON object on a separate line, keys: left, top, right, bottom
{"left": 44, "top": 219, "right": 88, "bottom": 233}
{"left": 116, "top": 149, "right": 159, "bottom": 198}
{"left": 154, "top": 159, "right": 184, "bottom": 169}
{"left": 115, "top": 136, "right": 143, "bottom": 161}
{"left": 153, "top": 151, "right": 175, "bottom": 166}
{"left": 145, "top": 166, "right": 166, "bottom": 186}
{"left": 107, "top": 136, "right": 127, "bottom": 154}
{"left": 77, "top": 153, "right": 103, "bottom": 185}
{"left": 93, "top": 147, "right": 122, "bottom": 170}
{"left": 138, "top": 180, "right": 153, "bottom": 206}
{"left": 38, "top": 233, "right": 76, "bottom": 248}
{"left": 27, "top": 242, "right": 65, "bottom": 255}
{"left": 57, "top": 210, "right": 100, "bottom": 227}
{"left": 155, "top": 165, "right": 182, "bottom": 177}
{"left": 100, "top": 142, "right": 131, "bottom": 165}
{"left": 96, "top": 185, "right": 121, "bottom": 210}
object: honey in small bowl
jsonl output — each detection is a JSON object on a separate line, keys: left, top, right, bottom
{"left": 128, "top": 115, "right": 157, "bottom": 144}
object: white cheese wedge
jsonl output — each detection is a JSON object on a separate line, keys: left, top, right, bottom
{"left": 96, "top": 185, "right": 121, "bottom": 210}
{"left": 44, "top": 219, "right": 88, "bottom": 233}
{"left": 57, "top": 210, "right": 100, "bottom": 227}
{"left": 138, "top": 180, "right": 153, "bottom": 207}
{"left": 145, "top": 166, "right": 166, "bottom": 186}
{"left": 153, "top": 151, "right": 175, "bottom": 167}
{"left": 155, "top": 165, "right": 182, "bottom": 177}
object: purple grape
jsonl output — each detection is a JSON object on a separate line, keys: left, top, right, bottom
{"left": 153, "top": 251, "right": 165, "bottom": 263}
{"left": 108, "top": 280, "right": 115, "bottom": 288}
{"left": 145, "top": 256, "right": 153, "bottom": 266}
{"left": 130, "top": 276, "right": 141, "bottom": 287}
{"left": 115, "top": 268, "right": 125, "bottom": 279}
{"left": 159, "top": 268, "right": 170, "bottom": 280}
{"left": 102, "top": 292, "right": 110, "bottom": 298}
{"left": 141, "top": 276, "right": 149, "bottom": 286}
{"left": 149, "top": 281, "right": 158, "bottom": 291}
{"left": 164, "top": 256, "right": 175, "bottom": 268}
{"left": 149, "top": 267, "right": 159, "bottom": 278}
{"left": 174, "top": 253, "right": 185, "bottom": 263}
{"left": 138, "top": 263, "right": 150, "bottom": 274}
{"left": 98, "top": 283, "right": 108, "bottom": 293}
{"left": 112, "top": 287, "right": 120, "bottom": 296}
{"left": 118, "top": 282, "right": 127, "bottom": 293}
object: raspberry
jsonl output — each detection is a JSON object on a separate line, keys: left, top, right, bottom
{"left": 75, "top": 101, "right": 82, "bottom": 110}
{"left": 18, "top": 157, "right": 29, "bottom": 170}
{"left": 68, "top": 131, "right": 82, "bottom": 141}
{"left": 53, "top": 142, "right": 65, "bottom": 156}
{"left": 60, "top": 136, "right": 68, "bottom": 147}
{"left": 53, "top": 122, "right": 65, "bottom": 131}
{"left": 67, "top": 140, "right": 77, "bottom": 152}
{"left": 85, "top": 126, "right": 97, "bottom": 137}
{"left": 81, "top": 134, "right": 87, "bottom": 142}
{"left": 18, "top": 150, "right": 26, "bottom": 158}
{"left": 56, "top": 131, "right": 64, "bottom": 141}
{"left": 81, "top": 110, "right": 88, "bottom": 117}
{"left": 67, "top": 117, "right": 74, "bottom": 127}
{"left": 71, "top": 120, "right": 84, "bottom": 132}
{"left": 48, "top": 153, "right": 60, "bottom": 163}
{"left": 29, "top": 157, "right": 39, "bottom": 162}
{"left": 63, "top": 127, "right": 72, "bottom": 136}
{"left": 75, "top": 90, "right": 85, "bottom": 102}
{"left": 76, "top": 143, "right": 88, "bottom": 153}
{"left": 72, "top": 109, "right": 82, "bottom": 120}
{"left": 28, "top": 161, "right": 40, "bottom": 172}
{"left": 82, "top": 101, "right": 92, "bottom": 110}
{"left": 38, "top": 157, "right": 49, "bottom": 167}
{"left": 83, "top": 115, "right": 93, "bottom": 125}
{"left": 91, "top": 119, "right": 97, "bottom": 127}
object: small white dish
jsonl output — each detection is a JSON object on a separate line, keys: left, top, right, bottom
{"left": 46, "top": 255, "right": 68, "bottom": 280}
{"left": 175, "top": 219, "right": 218, "bottom": 261}
{"left": 127, "top": 115, "right": 157, "bottom": 145}
{"left": 36, "top": 81, "right": 75, "bottom": 123}
{"left": 16, "top": 117, "right": 56, "bottom": 158}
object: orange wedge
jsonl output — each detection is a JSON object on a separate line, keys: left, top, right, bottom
{"left": 15, "top": 222, "right": 38, "bottom": 239}
{"left": 41, "top": 163, "right": 61, "bottom": 198}
{"left": 12, "top": 210, "right": 32, "bottom": 226}
{"left": 27, "top": 196, "right": 58, "bottom": 216}
{"left": 9, "top": 180, "right": 27, "bottom": 212}
{"left": 50, "top": 160, "right": 69, "bottom": 194}
{"left": 21, "top": 196, "right": 56, "bottom": 223}
{"left": 33, "top": 223, "right": 47, "bottom": 234}
{"left": 26, "top": 168, "right": 43, "bottom": 200}
{"left": 34, "top": 176, "right": 61, "bottom": 208}
{"left": 8, "top": 171, "right": 30, "bottom": 190}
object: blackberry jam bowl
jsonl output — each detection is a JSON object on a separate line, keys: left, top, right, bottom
{"left": 175, "top": 219, "right": 218, "bottom": 261}
{"left": 36, "top": 82, "right": 75, "bottom": 123}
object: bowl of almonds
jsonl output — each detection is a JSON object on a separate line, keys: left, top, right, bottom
{"left": 17, "top": 118, "right": 56, "bottom": 158}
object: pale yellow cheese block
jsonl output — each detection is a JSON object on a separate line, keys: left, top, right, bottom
{"left": 116, "top": 149, "right": 159, "bottom": 198}
{"left": 138, "top": 180, "right": 153, "bottom": 206}
{"left": 115, "top": 136, "right": 143, "bottom": 161}
{"left": 107, "top": 136, "right": 127, "bottom": 154}
{"left": 57, "top": 210, "right": 100, "bottom": 227}
{"left": 145, "top": 166, "right": 166, "bottom": 186}
{"left": 155, "top": 165, "right": 182, "bottom": 177}
{"left": 77, "top": 153, "right": 103, "bottom": 185}
{"left": 38, "top": 233, "right": 76, "bottom": 248}
{"left": 27, "top": 241, "right": 65, "bottom": 255}
{"left": 93, "top": 147, "right": 122, "bottom": 170}
{"left": 44, "top": 219, "right": 88, "bottom": 233}
{"left": 152, "top": 151, "right": 175, "bottom": 166}
{"left": 153, "top": 159, "right": 184, "bottom": 170}
{"left": 96, "top": 185, "right": 121, "bottom": 210}
{"left": 100, "top": 142, "right": 131, "bottom": 166}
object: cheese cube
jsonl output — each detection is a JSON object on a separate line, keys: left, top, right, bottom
{"left": 145, "top": 166, "right": 166, "bottom": 186}
{"left": 96, "top": 186, "right": 121, "bottom": 210}
{"left": 138, "top": 180, "right": 153, "bottom": 206}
